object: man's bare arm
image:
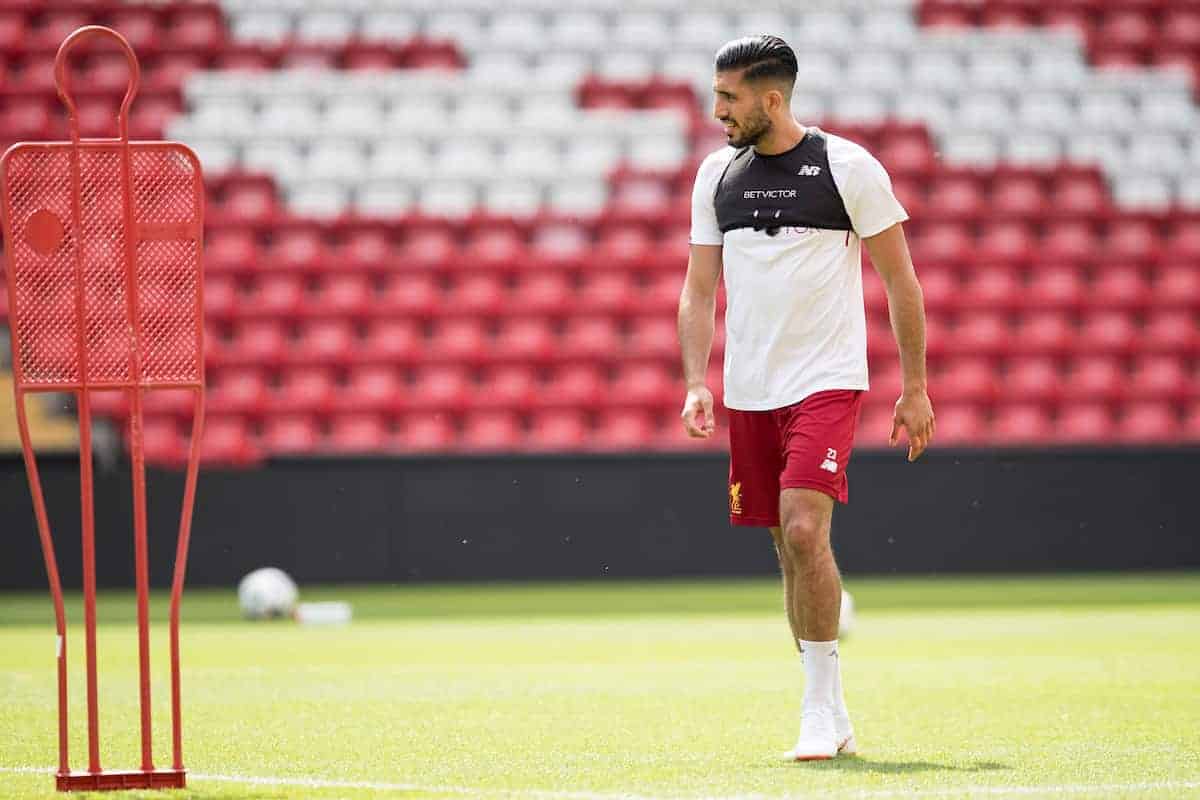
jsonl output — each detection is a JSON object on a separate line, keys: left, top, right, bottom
{"left": 678, "top": 244, "right": 723, "bottom": 437}
{"left": 864, "top": 223, "right": 935, "bottom": 460}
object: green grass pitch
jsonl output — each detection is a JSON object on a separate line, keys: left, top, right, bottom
{"left": 1, "top": 574, "right": 1198, "bottom": 799}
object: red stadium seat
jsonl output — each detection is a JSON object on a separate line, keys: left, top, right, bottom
{"left": 1002, "top": 357, "right": 1063, "bottom": 405}
{"left": 990, "top": 403, "right": 1055, "bottom": 445}
{"left": 541, "top": 364, "right": 607, "bottom": 408}
{"left": 1128, "top": 356, "right": 1190, "bottom": 401}
{"left": 1143, "top": 310, "right": 1199, "bottom": 355}
{"left": 221, "top": 181, "right": 280, "bottom": 222}
{"left": 977, "top": 222, "right": 1036, "bottom": 269}
{"left": 1061, "top": 356, "right": 1125, "bottom": 403}
{"left": 340, "top": 229, "right": 391, "bottom": 271}
{"left": 1012, "top": 312, "right": 1076, "bottom": 356}
{"left": 463, "top": 229, "right": 524, "bottom": 273}
{"left": 933, "top": 359, "right": 999, "bottom": 404}
{"left": 625, "top": 315, "right": 678, "bottom": 360}
{"left": 494, "top": 317, "right": 556, "bottom": 363}
{"left": 461, "top": 411, "right": 523, "bottom": 451}
{"left": 609, "top": 362, "right": 675, "bottom": 408}
{"left": 0, "top": 12, "right": 26, "bottom": 52}
{"left": 166, "top": 7, "right": 225, "bottom": 51}
{"left": 911, "top": 222, "right": 973, "bottom": 267}
{"left": 529, "top": 223, "right": 590, "bottom": 269}
{"left": 207, "top": 368, "right": 269, "bottom": 417}
{"left": 595, "top": 227, "right": 656, "bottom": 269}
{"left": 925, "top": 178, "right": 987, "bottom": 222}
{"left": 1054, "top": 404, "right": 1114, "bottom": 445}
{"left": 511, "top": 271, "right": 573, "bottom": 315}
{"left": 203, "top": 275, "right": 237, "bottom": 320}
{"left": 476, "top": 365, "right": 539, "bottom": 411}
{"left": 592, "top": 409, "right": 658, "bottom": 451}
{"left": 1115, "top": 402, "right": 1177, "bottom": 444}
{"left": 1091, "top": 265, "right": 1150, "bottom": 310}
{"left": 272, "top": 230, "right": 332, "bottom": 274}
{"left": 917, "top": 267, "right": 959, "bottom": 313}
{"left": 876, "top": 134, "right": 936, "bottom": 179}
{"left": 408, "top": 365, "right": 472, "bottom": 411}
{"left": 314, "top": 274, "right": 373, "bottom": 318}
{"left": 141, "top": 417, "right": 186, "bottom": 466}
{"left": 1161, "top": 10, "right": 1200, "bottom": 50}
{"left": 1077, "top": 311, "right": 1138, "bottom": 356}
{"left": 206, "top": 229, "right": 260, "bottom": 275}
{"left": 559, "top": 316, "right": 622, "bottom": 362}
{"left": 272, "top": 366, "right": 336, "bottom": 415}
{"left": 991, "top": 176, "right": 1048, "bottom": 220}
{"left": 292, "top": 319, "right": 356, "bottom": 364}
{"left": 225, "top": 320, "right": 287, "bottom": 366}
{"left": 261, "top": 415, "right": 322, "bottom": 455}
{"left": 862, "top": 269, "right": 887, "bottom": 315}
{"left": 1026, "top": 266, "right": 1084, "bottom": 311}
{"left": 358, "top": 318, "right": 423, "bottom": 364}
{"left": 1040, "top": 222, "right": 1099, "bottom": 264}
{"left": 944, "top": 313, "right": 1010, "bottom": 358}
{"left": 1094, "top": 10, "right": 1156, "bottom": 52}
{"left": 1164, "top": 222, "right": 1200, "bottom": 263}
{"left": 338, "top": 365, "right": 404, "bottom": 414}
{"left": 395, "top": 412, "right": 457, "bottom": 451}
{"left": 199, "top": 417, "right": 260, "bottom": 466}
{"left": 427, "top": 318, "right": 489, "bottom": 362}
{"left": 1183, "top": 402, "right": 1200, "bottom": 442}
{"left": 958, "top": 268, "right": 1021, "bottom": 312}
{"left": 1049, "top": 175, "right": 1108, "bottom": 219}
{"left": 932, "top": 404, "right": 987, "bottom": 445}
{"left": 445, "top": 274, "right": 507, "bottom": 317}
{"left": 378, "top": 273, "right": 439, "bottom": 318}
{"left": 527, "top": 410, "right": 590, "bottom": 450}
{"left": 577, "top": 271, "right": 637, "bottom": 315}
{"left": 1104, "top": 219, "right": 1162, "bottom": 264}
{"left": 327, "top": 414, "right": 391, "bottom": 453}
{"left": 403, "top": 228, "right": 458, "bottom": 272}
{"left": 1152, "top": 264, "right": 1200, "bottom": 311}
{"left": 249, "top": 275, "right": 304, "bottom": 318}
{"left": 855, "top": 406, "right": 896, "bottom": 448}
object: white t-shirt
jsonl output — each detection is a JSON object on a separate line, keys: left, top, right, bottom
{"left": 690, "top": 128, "right": 908, "bottom": 411}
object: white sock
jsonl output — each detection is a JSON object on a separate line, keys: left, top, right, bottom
{"left": 832, "top": 651, "right": 850, "bottom": 722}
{"left": 799, "top": 639, "right": 838, "bottom": 709}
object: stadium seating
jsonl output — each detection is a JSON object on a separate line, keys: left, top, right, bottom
{"left": 1, "top": 0, "right": 1198, "bottom": 464}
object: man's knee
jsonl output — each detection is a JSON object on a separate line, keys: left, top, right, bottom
{"left": 779, "top": 494, "right": 832, "bottom": 560}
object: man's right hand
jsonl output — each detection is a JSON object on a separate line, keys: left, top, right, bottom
{"left": 681, "top": 386, "right": 716, "bottom": 438}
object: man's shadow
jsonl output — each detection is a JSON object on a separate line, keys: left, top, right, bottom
{"left": 768, "top": 757, "right": 1011, "bottom": 774}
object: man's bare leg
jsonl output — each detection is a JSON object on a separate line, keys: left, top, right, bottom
{"left": 777, "top": 489, "right": 854, "bottom": 759}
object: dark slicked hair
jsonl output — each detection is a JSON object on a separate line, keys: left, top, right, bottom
{"left": 714, "top": 34, "right": 797, "bottom": 91}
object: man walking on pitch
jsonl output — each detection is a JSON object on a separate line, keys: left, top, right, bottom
{"left": 678, "top": 35, "right": 935, "bottom": 760}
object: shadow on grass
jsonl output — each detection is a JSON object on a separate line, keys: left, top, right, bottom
{"left": 770, "top": 757, "right": 1011, "bottom": 774}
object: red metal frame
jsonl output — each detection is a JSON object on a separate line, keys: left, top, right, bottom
{"left": 1, "top": 26, "right": 205, "bottom": 793}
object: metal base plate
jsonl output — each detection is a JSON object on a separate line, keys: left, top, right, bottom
{"left": 57, "top": 769, "right": 186, "bottom": 791}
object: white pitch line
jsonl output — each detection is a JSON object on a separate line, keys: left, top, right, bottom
{"left": 3, "top": 766, "right": 1198, "bottom": 799}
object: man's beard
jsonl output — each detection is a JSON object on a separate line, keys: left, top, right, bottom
{"left": 725, "top": 110, "right": 771, "bottom": 148}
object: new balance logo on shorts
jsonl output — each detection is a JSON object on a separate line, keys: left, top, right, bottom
{"left": 819, "top": 448, "right": 839, "bottom": 474}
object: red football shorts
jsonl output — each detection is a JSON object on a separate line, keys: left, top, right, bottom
{"left": 727, "top": 389, "right": 864, "bottom": 527}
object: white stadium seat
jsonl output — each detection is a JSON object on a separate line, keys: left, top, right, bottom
{"left": 289, "top": 182, "right": 350, "bottom": 219}
{"left": 356, "top": 183, "right": 415, "bottom": 216}
{"left": 359, "top": 11, "right": 419, "bottom": 42}
{"left": 296, "top": 11, "right": 355, "bottom": 44}
{"left": 483, "top": 183, "right": 544, "bottom": 218}
{"left": 419, "top": 182, "right": 479, "bottom": 219}
{"left": 230, "top": 11, "right": 292, "bottom": 44}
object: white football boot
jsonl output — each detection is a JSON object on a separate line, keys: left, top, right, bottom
{"left": 834, "top": 711, "right": 857, "bottom": 755}
{"left": 783, "top": 705, "right": 839, "bottom": 761}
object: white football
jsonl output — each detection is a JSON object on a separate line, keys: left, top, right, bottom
{"left": 237, "top": 567, "right": 298, "bottom": 620}
{"left": 839, "top": 589, "right": 856, "bottom": 638}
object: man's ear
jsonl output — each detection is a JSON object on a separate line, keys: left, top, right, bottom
{"left": 764, "top": 87, "right": 785, "bottom": 115}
